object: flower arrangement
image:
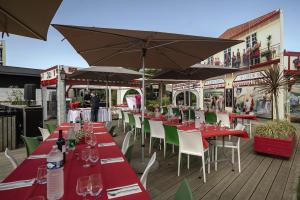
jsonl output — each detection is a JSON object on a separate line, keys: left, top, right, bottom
{"left": 75, "top": 130, "right": 85, "bottom": 144}
{"left": 255, "top": 120, "right": 296, "bottom": 139}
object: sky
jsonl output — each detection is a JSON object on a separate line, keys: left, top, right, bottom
{"left": 3, "top": 0, "right": 300, "bottom": 69}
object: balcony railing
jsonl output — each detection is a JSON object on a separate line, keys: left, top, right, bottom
{"left": 205, "top": 43, "right": 281, "bottom": 68}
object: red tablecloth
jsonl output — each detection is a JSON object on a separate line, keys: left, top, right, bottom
{"left": 229, "top": 113, "right": 257, "bottom": 122}
{"left": 0, "top": 123, "right": 150, "bottom": 200}
{"left": 176, "top": 123, "right": 249, "bottom": 148}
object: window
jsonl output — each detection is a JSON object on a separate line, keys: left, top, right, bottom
{"left": 246, "top": 33, "right": 257, "bottom": 48}
{"left": 251, "top": 33, "right": 257, "bottom": 46}
{"left": 246, "top": 36, "right": 251, "bottom": 48}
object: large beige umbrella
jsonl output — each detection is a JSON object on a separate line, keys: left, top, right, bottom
{"left": 53, "top": 24, "right": 242, "bottom": 164}
{"left": 0, "top": 0, "right": 62, "bottom": 40}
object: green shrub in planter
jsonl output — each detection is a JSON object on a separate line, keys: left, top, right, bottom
{"left": 255, "top": 120, "right": 296, "bottom": 139}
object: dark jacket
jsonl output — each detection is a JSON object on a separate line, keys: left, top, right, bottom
{"left": 90, "top": 95, "right": 100, "bottom": 110}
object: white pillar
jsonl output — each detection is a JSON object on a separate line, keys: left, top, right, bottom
{"left": 183, "top": 90, "right": 186, "bottom": 106}
{"left": 116, "top": 89, "right": 122, "bottom": 105}
{"left": 41, "top": 86, "right": 48, "bottom": 122}
{"left": 199, "top": 81, "right": 204, "bottom": 110}
{"left": 109, "top": 87, "right": 112, "bottom": 108}
{"left": 57, "top": 66, "right": 66, "bottom": 124}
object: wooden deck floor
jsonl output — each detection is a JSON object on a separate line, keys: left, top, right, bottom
{"left": 0, "top": 122, "right": 299, "bottom": 200}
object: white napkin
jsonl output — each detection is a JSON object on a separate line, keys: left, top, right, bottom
{"left": 28, "top": 154, "right": 47, "bottom": 159}
{"left": 100, "top": 157, "right": 124, "bottom": 165}
{"left": 107, "top": 183, "right": 141, "bottom": 199}
{"left": 0, "top": 178, "right": 35, "bottom": 191}
{"left": 98, "top": 142, "right": 116, "bottom": 147}
{"left": 94, "top": 132, "right": 107, "bottom": 135}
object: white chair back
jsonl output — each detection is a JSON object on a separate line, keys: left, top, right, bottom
{"left": 149, "top": 120, "right": 165, "bottom": 139}
{"left": 195, "top": 110, "right": 205, "bottom": 123}
{"left": 4, "top": 148, "right": 18, "bottom": 169}
{"left": 124, "top": 112, "right": 129, "bottom": 123}
{"left": 117, "top": 109, "right": 122, "bottom": 119}
{"left": 178, "top": 130, "right": 205, "bottom": 156}
{"left": 140, "top": 152, "right": 156, "bottom": 189}
{"left": 38, "top": 127, "right": 50, "bottom": 141}
{"left": 216, "top": 112, "right": 231, "bottom": 128}
{"left": 121, "top": 130, "right": 132, "bottom": 154}
{"left": 235, "top": 123, "right": 246, "bottom": 131}
{"left": 134, "top": 115, "right": 141, "bottom": 129}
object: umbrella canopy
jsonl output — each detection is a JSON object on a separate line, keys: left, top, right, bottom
{"left": 153, "top": 64, "right": 240, "bottom": 80}
{"left": 67, "top": 66, "right": 142, "bottom": 82}
{"left": 0, "top": 0, "right": 62, "bottom": 40}
{"left": 52, "top": 24, "right": 242, "bottom": 69}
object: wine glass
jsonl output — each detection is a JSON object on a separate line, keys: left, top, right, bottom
{"left": 89, "top": 148, "right": 99, "bottom": 164}
{"left": 76, "top": 176, "right": 90, "bottom": 200}
{"left": 89, "top": 174, "right": 103, "bottom": 197}
{"left": 81, "top": 148, "right": 91, "bottom": 168}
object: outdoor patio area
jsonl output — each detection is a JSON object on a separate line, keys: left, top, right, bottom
{"left": 1, "top": 120, "right": 299, "bottom": 200}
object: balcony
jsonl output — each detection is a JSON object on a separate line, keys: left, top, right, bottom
{"left": 206, "top": 43, "right": 281, "bottom": 69}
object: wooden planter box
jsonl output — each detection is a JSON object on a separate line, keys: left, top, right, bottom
{"left": 253, "top": 135, "right": 296, "bottom": 158}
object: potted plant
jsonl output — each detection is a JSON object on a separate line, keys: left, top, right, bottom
{"left": 261, "top": 35, "right": 272, "bottom": 61}
{"left": 254, "top": 121, "right": 296, "bottom": 158}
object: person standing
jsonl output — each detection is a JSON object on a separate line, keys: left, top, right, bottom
{"left": 90, "top": 92, "right": 100, "bottom": 122}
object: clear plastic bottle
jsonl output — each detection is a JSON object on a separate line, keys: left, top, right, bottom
{"left": 47, "top": 145, "right": 64, "bottom": 200}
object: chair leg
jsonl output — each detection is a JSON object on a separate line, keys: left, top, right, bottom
{"left": 178, "top": 152, "right": 181, "bottom": 176}
{"left": 249, "top": 121, "right": 252, "bottom": 138}
{"left": 237, "top": 147, "right": 241, "bottom": 173}
{"left": 202, "top": 156, "right": 206, "bottom": 183}
{"left": 207, "top": 150, "right": 210, "bottom": 174}
{"left": 172, "top": 144, "right": 175, "bottom": 153}
{"left": 215, "top": 146, "right": 218, "bottom": 171}
{"left": 187, "top": 154, "right": 190, "bottom": 169}
{"left": 159, "top": 139, "right": 162, "bottom": 150}
{"left": 164, "top": 141, "right": 166, "bottom": 158}
{"left": 149, "top": 137, "right": 152, "bottom": 155}
{"left": 232, "top": 148, "right": 235, "bottom": 164}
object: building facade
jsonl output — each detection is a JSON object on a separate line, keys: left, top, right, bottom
{"left": 0, "top": 40, "right": 6, "bottom": 66}
{"left": 173, "top": 9, "right": 299, "bottom": 121}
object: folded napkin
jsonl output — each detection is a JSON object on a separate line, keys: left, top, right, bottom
{"left": 94, "top": 131, "right": 107, "bottom": 135}
{"left": 28, "top": 154, "right": 47, "bottom": 159}
{"left": 46, "top": 138, "right": 58, "bottom": 141}
{"left": 107, "top": 183, "right": 141, "bottom": 199}
{"left": 0, "top": 179, "right": 35, "bottom": 191}
{"left": 98, "top": 142, "right": 116, "bottom": 147}
{"left": 100, "top": 157, "right": 124, "bottom": 165}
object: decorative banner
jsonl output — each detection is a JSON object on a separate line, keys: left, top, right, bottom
{"left": 234, "top": 86, "right": 272, "bottom": 119}
{"left": 290, "top": 83, "right": 300, "bottom": 122}
{"left": 203, "top": 88, "right": 225, "bottom": 112}
{"left": 225, "top": 88, "right": 233, "bottom": 107}
{"left": 233, "top": 71, "right": 264, "bottom": 87}
{"left": 41, "top": 65, "right": 77, "bottom": 86}
{"left": 172, "top": 81, "right": 201, "bottom": 91}
{"left": 204, "top": 79, "right": 225, "bottom": 89}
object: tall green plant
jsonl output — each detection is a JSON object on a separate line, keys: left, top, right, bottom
{"left": 259, "top": 65, "right": 288, "bottom": 120}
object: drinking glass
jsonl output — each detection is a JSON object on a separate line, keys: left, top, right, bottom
{"left": 76, "top": 176, "right": 90, "bottom": 200}
{"left": 89, "top": 148, "right": 99, "bottom": 164}
{"left": 81, "top": 148, "right": 91, "bottom": 168}
{"left": 89, "top": 174, "right": 103, "bottom": 197}
{"left": 36, "top": 165, "right": 47, "bottom": 184}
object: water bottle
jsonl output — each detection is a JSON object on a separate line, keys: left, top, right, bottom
{"left": 47, "top": 145, "right": 64, "bottom": 200}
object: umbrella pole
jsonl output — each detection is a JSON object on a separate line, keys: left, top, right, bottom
{"left": 141, "top": 49, "right": 146, "bottom": 162}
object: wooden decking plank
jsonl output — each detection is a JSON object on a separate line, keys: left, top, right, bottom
{"left": 218, "top": 155, "right": 264, "bottom": 200}
{"left": 266, "top": 134, "right": 300, "bottom": 200}
{"left": 282, "top": 134, "right": 300, "bottom": 200}
{"left": 249, "top": 159, "right": 282, "bottom": 200}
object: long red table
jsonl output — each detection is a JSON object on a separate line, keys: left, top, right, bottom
{"left": 0, "top": 122, "right": 150, "bottom": 200}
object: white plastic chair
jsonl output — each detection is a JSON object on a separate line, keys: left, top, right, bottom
{"left": 38, "top": 127, "right": 50, "bottom": 141}
{"left": 195, "top": 110, "right": 206, "bottom": 123}
{"left": 140, "top": 152, "right": 156, "bottom": 189}
{"left": 149, "top": 120, "right": 165, "bottom": 157}
{"left": 214, "top": 123, "right": 245, "bottom": 173}
{"left": 123, "top": 112, "right": 130, "bottom": 132}
{"left": 4, "top": 148, "right": 18, "bottom": 169}
{"left": 177, "top": 130, "right": 210, "bottom": 183}
{"left": 121, "top": 130, "right": 133, "bottom": 155}
{"left": 216, "top": 112, "right": 231, "bottom": 128}
{"left": 133, "top": 114, "right": 142, "bottom": 140}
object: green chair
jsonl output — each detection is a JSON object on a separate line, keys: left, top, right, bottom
{"left": 174, "top": 179, "right": 194, "bottom": 200}
{"left": 189, "top": 109, "right": 195, "bottom": 120}
{"left": 46, "top": 122, "right": 57, "bottom": 133}
{"left": 205, "top": 112, "right": 217, "bottom": 124}
{"left": 21, "top": 135, "right": 41, "bottom": 156}
{"left": 164, "top": 125, "right": 179, "bottom": 157}
{"left": 144, "top": 118, "right": 150, "bottom": 138}
{"left": 162, "top": 107, "right": 168, "bottom": 115}
{"left": 172, "top": 107, "right": 180, "bottom": 116}
{"left": 125, "top": 145, "right": 134, "bottom": 163}
{"left": 128, "top": 113, "right": 136, "bottom": 129}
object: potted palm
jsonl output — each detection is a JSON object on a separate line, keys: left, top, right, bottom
{"left": 254, "top": 65, "right": 297, "bottom": 158}
{"left": 254, "top": 121, "right": 296, "bottom": 158}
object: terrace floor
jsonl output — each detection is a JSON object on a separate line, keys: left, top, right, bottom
{"left": 0, "top": 121, "right": 299, "bottom": 200}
